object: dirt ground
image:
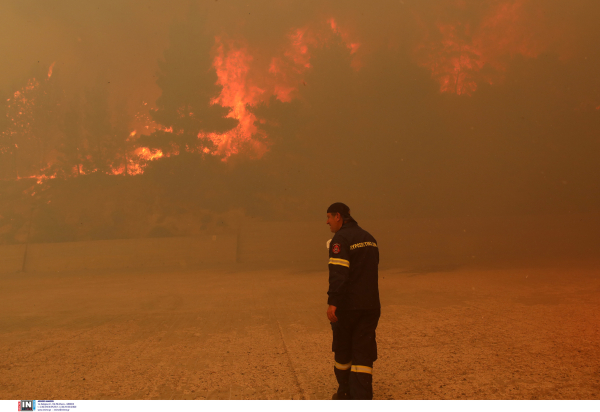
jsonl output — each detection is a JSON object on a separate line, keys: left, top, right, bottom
{"left": 1, "top": 258, "right": 599, "bottom": 400}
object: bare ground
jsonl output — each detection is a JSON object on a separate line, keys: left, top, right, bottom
{"left": 1, "top": 259, "right": 599, "bottom": 400}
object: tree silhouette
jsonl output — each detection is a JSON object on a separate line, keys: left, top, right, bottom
{"left": 247, "top": 37, "right": 360, "bottom": 218}
{"left": 59, "top": 97, "right": 84, "bottom": 177}
{"left": 138, "top": 9, "right": 237, "bottom": 156}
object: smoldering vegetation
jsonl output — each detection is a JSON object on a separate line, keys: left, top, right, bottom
{"left": 1, "top": 0, "right": 599, "bottom": 266}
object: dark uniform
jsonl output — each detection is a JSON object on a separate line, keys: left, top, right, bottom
{"left": 328, "top": 216, "right": 380, "bottom": 400}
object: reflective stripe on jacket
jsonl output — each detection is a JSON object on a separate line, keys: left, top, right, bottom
{"left": 328, "top": 220, "right": 380, "bottom": 310}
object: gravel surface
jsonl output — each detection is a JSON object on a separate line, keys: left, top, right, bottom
{"left": 1, "top": 259, "right": 599, "bottom": 399}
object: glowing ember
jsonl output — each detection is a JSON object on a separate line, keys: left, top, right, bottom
{"left": 1, "top": 62, "right": 61, "bottom": 182}
{"left": 1, "top": 78, "right": 40, "bottom": 164}
{"left": 3, "top": 80, "right": 39, "bottom": 134}
{"left": 15, "top": 170, "right": 57, "bottom": 185}
{"left": 130, "top": 102, "right": 174, "bottom": 137}
{"left": 108, "top": 146, "right": 167, "bottom": 176}
{"left": 135, "top": 147, "right": 164, "bottom": 161}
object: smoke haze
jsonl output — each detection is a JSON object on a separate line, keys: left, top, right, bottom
{"left": 4, "top": 2, "right": 600, "bottom": 402}
{"left": 1, "top": 0, "right": 600, "bottom": 255}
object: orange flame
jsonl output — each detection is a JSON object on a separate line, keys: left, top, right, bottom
{"left": 16, "top": 173, "right": 57, "bottom": 185}
{"left": 201, "top": 19, "right": 361, "bottom": 159}
{"left": 135, "top": 147, "right": 164, "bottom": 161}
{"left": 414, "top": 0, "right": 546, "bottom": 95}
{"left": 4, "top": 21, "right": 364, "bottom": 180}
{"left": 129, "top": 102, "right": 174, "bottom": 137}
{"left": 200, "top": 38, "right": 268, "bottom": 159}
{"left": 267, "top": 27, "right": 316, "bottom": 102}
{"left": 109, "top": 147, "right": 166, "bottom": 176}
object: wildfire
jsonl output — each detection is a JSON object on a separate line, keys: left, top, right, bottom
{"left": 135, "top": 147, "right": 164, "bottom": 161}
{"left": 286, "top": 28, "right": 313, "bottom": 70}
{"left": 268, "top": 27, "right": 315, "bottom": 103}
{"left": 328, "top": 18, "right": 361, "bottom": 57}
{"left": 129, "top": 102, "right": 174, "bottom": 137}
{"left": 1, "top": 62, "right": 64, "bottom": 185}
{"left": 13, "top": 160, "right": 58, "bottom": 185}
{"left": 202, "top": 38, "right": 267, "bottom": 159}
{"left": 109, "top": 147, "right": 165, "bottom": 176}
{"left": 418, "top": 22, "right": 486, "bottom": 95}
{"left": 17, "top": 173, "right": 57, "bottom": 185}
{"left": 11, "top": 9, "right": 527, "bottom": 184}
{"left": 2, "top": 18, "right": 364, "bottom": 181}
{"left": 202, "top": 18, "right": 361, "bottom": 159}
{"left": 414, "top": 0, "right": 546, "bottom": 95}
{"left": 127, "top": 147, "right": 164, "bottom": 175}
{"left": 1, "top": 78, "right": 40, "bottom": 152}
{"left": 108, "top": 102, "right": 176, "bottom": 175}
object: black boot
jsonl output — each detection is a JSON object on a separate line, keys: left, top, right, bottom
{"left": 332, "top": 366, "right": 350, "bottom": 399}
{"left": 332, "top": 390, "right": 350, "bottom": 400}
{"left": 349, "top": 368, "right": 374, "bottom": 400}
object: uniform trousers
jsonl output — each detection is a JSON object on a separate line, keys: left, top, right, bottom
{"left": 331, "top": 308, "right": 380, "bottom": 400}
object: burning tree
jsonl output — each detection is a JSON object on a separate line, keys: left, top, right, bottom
{"left": 137, "top": 11, "right": 237, "bottom": 160}
{"left": 81, "top": 79, "right": 132, "bottom": 175}
{"left": 0, "top": 64, "right": 62, "bottom": 180}
{"left": 413, "top": 0, "right": 548, "bottom": 96}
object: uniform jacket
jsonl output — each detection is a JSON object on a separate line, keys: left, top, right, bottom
{"left": 328, "top": 219, "right": 380, "bottom": 310}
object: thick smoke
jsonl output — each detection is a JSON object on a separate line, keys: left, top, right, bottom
{"left": 1, "top": 0, "right": 599, "bottom": 247}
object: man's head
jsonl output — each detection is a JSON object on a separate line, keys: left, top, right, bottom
{"left": 326, "top": 202, "right": 351, "bottom": 233}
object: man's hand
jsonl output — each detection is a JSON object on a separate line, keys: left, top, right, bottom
{"left": 327, "top": 305, "right": 338, "bottom": 323}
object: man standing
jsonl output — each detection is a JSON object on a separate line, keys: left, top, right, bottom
{"left": 326, "top": 202, "right": 380, "bottom": 400}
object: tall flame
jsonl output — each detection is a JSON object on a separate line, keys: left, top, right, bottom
{"left": 2, "top": 19, "right": 364, "bottom": 180}
{"left": 202, "top": 19, "right": 361, "bottom": 159}
{"left": 201, "top": 38, "right": 267, "bottom": 159}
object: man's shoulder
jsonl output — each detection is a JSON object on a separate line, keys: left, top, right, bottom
{"left": 331, "top": 230, "right": 350, "bottom": 244}
{"left": 351, "top": 224, "right": 376, "bottom": 241}
{"left": 334, "top": 222, "right": 377, "bottom": 244}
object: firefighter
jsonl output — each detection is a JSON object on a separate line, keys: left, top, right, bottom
{"left": 326, "top": 202, "right": 380, "bottom": 400}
